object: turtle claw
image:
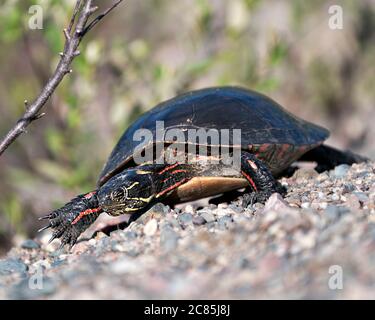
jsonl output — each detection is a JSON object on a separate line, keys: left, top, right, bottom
{"left": 49, "top": 234, "right": 58, "bottom": 244}
{"left": 242, "top": 191, "right": 272, "bottom": 207}
{"left": 39, "top": 193, "right": 102, "bottom": 249}
{"left": 38, "top": 225, "right": 51, "bottom": 233}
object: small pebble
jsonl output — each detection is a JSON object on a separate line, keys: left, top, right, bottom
{"left": 331, "top": 194, "right": 340, "bottom": 201}
{"left": 192, "top": 215, "right": 206, "bottom": 226}
{"left": 324, "top": 205, "right": 347, "bottom": 222}
{"left": 217, "top": 216, "right": 233, "bottom": 229}
{"left": 178, "top": 213, "right": 193, "bottom": 226}
{"left": 160, "top": 227, "right": 179, "bottom": 252}
{"left": 143, "top": 219, "right": 158, "bottom": 236}
{"left": 184, "top": 205, "right": 195, "bottom": 214}
{"left": 346, "top": 194, "right": 361, "bottom": 209}
{"left": 123, "top": 231, "right": 138, "bottom": 241}
{"left": 200, "top": 212, "right": 215, "bottom": 223}
{"left": 0, "top": 259, "right": 28, "bottom": 276}
{"left": 342, "top": 183, "right": 355, "bottom": 194}
{"left": 301, "top": 202, "right": 310, "bottom": 209}
{"left": 332, "top": 164, "right": 350, "bottom": 178}
{"left": 21, "top": 239, "right": 40, "bottom": 250}
{"left": 353, "top": 192, "right": 369, "bottom": 203}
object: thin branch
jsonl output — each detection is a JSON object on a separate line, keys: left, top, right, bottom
{"left": 67, "top": 0, "right": 83, "bottom": 34}
{"left": 0, "top": 0, "right": 124, "bottom": 157}
{"left": 81, "top": 0, "right": 123, "bottom": 36}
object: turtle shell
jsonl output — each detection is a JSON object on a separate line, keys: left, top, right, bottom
{"left": 98, "top": 86, "right": 329, "bottom": 186}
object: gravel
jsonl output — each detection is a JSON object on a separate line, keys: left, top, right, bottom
{"left": 0, "top": 161, "right": 374, "bottom": 299}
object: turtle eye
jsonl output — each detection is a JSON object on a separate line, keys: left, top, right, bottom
{"left": 111, "top": 187, "right": 128, "bottom": 201}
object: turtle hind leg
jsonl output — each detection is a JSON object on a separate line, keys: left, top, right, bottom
{"left": 240, "top": 152, "right": 285, "bottom": 207}
{"left": 299, "top": 144, "right": 369, "bottom": 173}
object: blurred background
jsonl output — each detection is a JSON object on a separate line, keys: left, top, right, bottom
{"left": 0, "top": 0, "right": 374, "bottom": 255}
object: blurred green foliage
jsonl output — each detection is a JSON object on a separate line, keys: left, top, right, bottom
{"left": 0, "top": 0, "right": 374, "bottom": 254}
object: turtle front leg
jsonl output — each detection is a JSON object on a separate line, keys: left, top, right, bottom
{"left": 39, "top": 191, "right": 103, "bottom": 249}
{"left": 240, "top": 152, "right": 285, "bottom": 207}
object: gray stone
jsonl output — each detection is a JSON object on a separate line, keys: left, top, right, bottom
{"left": 0, "top": 259, "right": 28, "bottom": 276}
{"left": 205, "top": 221, "right": 217, "bottom": 229}
{"left": 293, "top": 168, "right": 318, "bottom": 180}
{"left": 324, "top": 205, "right": 349, "bottom": 222}
{"left": 169, "top": 217, "right": 181, "bottom": 229}
{"left": 21, "top": 239, "right": 40, "bottom": 250}
{"left": 143, "top": 219, "right": 158, "bottom": 236}
{"left": 51, "top": 259, "right": 66, "bottom": 268}
{"left": 178, "top": 213, "right": 193, "bottom": 226}
{"left": 353, "top": 192, "right": 369, "bottom": 203}
{"left": 160, "top": 227, "right": 179, "bottom": 252}
{"left": 200, "top": 212, "right": 215, "bottom": 223}
{"left": 229, "top": 204, "right": 243, "bottom": 213}
{"left": 193, "top": 215, "right": 207, "bottom": 226}
{"left": 263, "top": 193, "right": 296, "bottom": 214}
{"left": 152, "top": 202, "right": 170, "bottom": 215}
{"left": 356, "top": 171, "right": 370, "bottom": 178}
{"left": 217, "top": 215, "right": 233, "bottom": 229}
{"left": 342, "top": 183, "right": 355, "bottom": 194}
{"left": 98, "top": 236, "right": 111, "bottom": 248}
{"left": 124, "top": 230, "right": 138, "bottom": 241}
{"left": 332, "top": 164, "right": 350, "bottom": 178}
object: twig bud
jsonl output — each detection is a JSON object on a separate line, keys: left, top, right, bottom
{"left": 63, "top": 28, "right": 71, "bottom": 41}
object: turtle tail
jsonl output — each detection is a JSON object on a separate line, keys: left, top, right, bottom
{"left": 299, "top": 144, "right": 369, "bottom": 173}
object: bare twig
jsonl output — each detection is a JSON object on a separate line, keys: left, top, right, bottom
{"left": 0, "top": 0, "right": 124, "bottom": 157}
{"left": 81, "top": 0, "right": 123, "bottom": 36}
{"left": 67, "top": 0, "right": 83, "bottom": 34}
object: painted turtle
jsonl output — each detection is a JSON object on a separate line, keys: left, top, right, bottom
{"left": 39, "top": 86, "right": 366, "bottom": 247}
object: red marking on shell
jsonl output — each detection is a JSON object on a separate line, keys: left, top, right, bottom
{"left": 72, "top": 208, "right": 101, "bottom": 225}
{"left": 258, "top": 143, "right": 271, "bottom": 153}
{"left": 279, "top": 143, "right": 290, "bottom": 156}
{"left": 241, "top": 171, "right": 257, "bottom": 191}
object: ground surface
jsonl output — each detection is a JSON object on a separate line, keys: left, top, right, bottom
{"left": 0, "top": 162, "right": 374, "bottom": 299}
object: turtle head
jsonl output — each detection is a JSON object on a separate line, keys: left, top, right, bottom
{"left": 97, "top": 169, "right": 155, "bottom": 216}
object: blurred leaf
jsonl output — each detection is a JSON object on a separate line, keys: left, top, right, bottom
{"left": 0, "top": 5, "right": 22, "bottom": 43}
{"left": 184, "top": 59, "right": 212, "bottom": 76}
{"left": 67, "top": 105, "right": 81, "bottom": 129}
{"left": 1, "top": 196, "right": 23, "bottom": 233}
{"left": 153, "top": 64, "right": 168, "bottom": 81}
{"left": 254, "top": 78, "right": 279, "bottom": 92}
{"left": 129, "top": 39, "right": 149, "bottom": 60}
{"left": 243, "top": 0, "right": 261, "bottom": 10}
{"left": 45, "top": 128, "right": 65, "bottom": 157}
{"left": 196, "top": 0, "right": 213, "bottom": 31}
{"left": 268, "top": 41, "right": 288, "bottom": 66}
{"left": 43, "top": 24, "right": 63, "bottom": 54}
